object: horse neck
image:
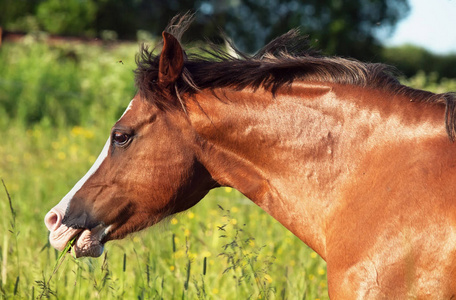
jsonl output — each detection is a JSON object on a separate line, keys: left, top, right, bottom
{"left": 187, "top": 82, "right": 445, "bottom": 258}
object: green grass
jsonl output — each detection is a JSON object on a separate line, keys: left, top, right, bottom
{"left": 1, "top": 38, "right": 455, "bottom": 299}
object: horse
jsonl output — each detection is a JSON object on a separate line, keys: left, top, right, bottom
{"left": 44, "top": 15, "right": 456, "bottom": 298}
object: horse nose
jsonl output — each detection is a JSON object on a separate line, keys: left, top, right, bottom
{"left": 44, "top": 209, "right": 63, "bottom": 231}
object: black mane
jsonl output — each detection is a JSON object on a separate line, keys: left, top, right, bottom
{"left": 134, "top": 14, "right": 456, "bottom": 141}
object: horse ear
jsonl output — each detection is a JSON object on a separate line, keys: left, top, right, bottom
{"left": 158, "top": 31, "right": 184, "bottom": 87}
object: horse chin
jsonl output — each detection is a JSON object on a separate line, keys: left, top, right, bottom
{"left": 73, "top": 227, "right": 105, "bottom": 258}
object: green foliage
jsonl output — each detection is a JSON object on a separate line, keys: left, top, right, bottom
{"left": 401, "top": 71, "right": 456, "bottom": 94}
{"left": 195, "top": 0, "right": 409, "bottom": 59}
{"left": 0, "top": 0, "right": 39, "bottom": 32}
{"left": 383, "top": 44, "right": 456, "bottom": 79}
{"left": 1, "top": 0, "right": 409, "bottom": 60}
{"left": 36, "top": 0, "right": 97, "bottom": 36}
{"left": 217, "top": 205, "right": 276, "bottom": 298}
{"left": 0, "top": 40, "right": 137, "bottom": 128}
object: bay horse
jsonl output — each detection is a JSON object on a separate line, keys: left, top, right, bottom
{"left": 45, "top": 15, "right": 456, "bottom": 298}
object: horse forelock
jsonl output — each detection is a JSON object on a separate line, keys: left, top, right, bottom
{"left": 133, "top": 14, "right": 456, "bottom": 140}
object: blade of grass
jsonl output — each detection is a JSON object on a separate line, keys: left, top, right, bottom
{"left": 2, "top": 235, "right": 7, "bottom": 286}
{"left": 37, "top": 236, "right": 77, "bottom": 299}
{"left": 13, "top": 276, "right": 19, "bottom": 295}
{"left": 2, "top": 179, "right": 16, "bottom": 222}
{"left": 203, "top": 257, "right": 207, "bottom": 276}
{"left": 55, "top": 236, "right": 77, "bottom": 268}
{"left": 2, "top": 179, "right": 19, "bottom": 291}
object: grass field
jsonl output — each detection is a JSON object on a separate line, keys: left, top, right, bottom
{"left": 1, "top": 38, "right": 455, "bottom": 299}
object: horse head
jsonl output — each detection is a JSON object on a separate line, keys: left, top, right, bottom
{"left": 44, "top": 32, "right": 215, "bottom": 257}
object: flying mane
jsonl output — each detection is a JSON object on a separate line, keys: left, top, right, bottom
{"left": 134, "top": 14, "right": 456, "bottom": 141}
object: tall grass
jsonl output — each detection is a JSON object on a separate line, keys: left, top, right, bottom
{"left": 0, "top": 39, "right": 137, "bottom": 129}
{"left": 1, "top": 38, "right": 455, "bottom": 299}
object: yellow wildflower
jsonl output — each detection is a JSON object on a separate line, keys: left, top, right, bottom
{"left": 57, "top": 152, "right": 66, "bottom": 160}
{"left": 71, "top": 126, "right": 83, "bottom": 136}
{"left": 201, "top": 251, "right": 212, "bottom": 258}
{"left": 188, "top": 251, "right": 196, "bottom": 260}
{"left": 83, "top": 129, "right": 94, "bottom": 139}
{"left": 174, "top": 250, "right": 184, "bottom": 259}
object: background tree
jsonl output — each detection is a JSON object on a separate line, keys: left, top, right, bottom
{"left": 383, "top": 44, "right": 456, "bottom": 79}
{"left": 1, "top": 0, "right": 409, "bottom": 61}
{"left": 191, "top": 0, "right": 409, "bottom": 60}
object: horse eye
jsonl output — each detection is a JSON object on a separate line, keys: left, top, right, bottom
{"left": 112, "top": 132, "right": 130, "bottom": 146}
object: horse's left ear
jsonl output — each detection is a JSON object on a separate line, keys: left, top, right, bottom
{"left": 158, "top": 31, "right": 184, "bottom": 87}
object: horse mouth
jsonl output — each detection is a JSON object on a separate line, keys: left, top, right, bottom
{"left": 49, "top": 223, "right": 109, "bottom": 258}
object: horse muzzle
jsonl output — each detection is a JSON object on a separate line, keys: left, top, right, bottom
{"left": 44, "top": 206, "right": 109, "bottom": 257}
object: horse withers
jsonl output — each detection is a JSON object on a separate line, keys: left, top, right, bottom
{"left": 44, "top": 15, "right": 456, "bottom": 298}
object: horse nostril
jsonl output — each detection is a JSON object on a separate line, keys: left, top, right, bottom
{"left": 44, "top": 210, "right": 62, "bottom": 231}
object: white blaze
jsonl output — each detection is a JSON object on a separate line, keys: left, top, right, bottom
{"left": 52, "top": 138, "right": 111, "bottom": 216}
{"left": 118, "top": 99, "right": 134, "bottom": 121}
{"left": 51, "top": 99, "right": 134, "bottom": 216}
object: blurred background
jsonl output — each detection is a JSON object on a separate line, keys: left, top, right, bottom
{"left": 2, "top": 0, "right": 456, "bottom": 71}
{"left": 0, "top": 1, "right": 455, "bottom": 299}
